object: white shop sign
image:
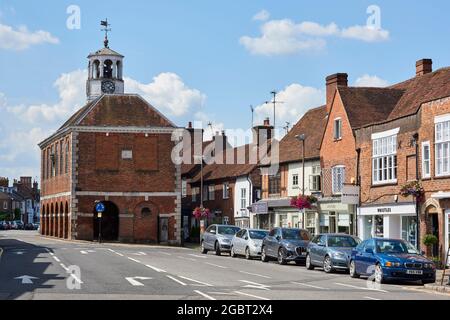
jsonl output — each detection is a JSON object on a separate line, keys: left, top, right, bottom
{"left": 359, "top": 204, "right": 416, "bottom": 216}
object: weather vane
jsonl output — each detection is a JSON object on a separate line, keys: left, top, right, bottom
{"left": 101, "top": 19, "right": 111, "bottom": 48}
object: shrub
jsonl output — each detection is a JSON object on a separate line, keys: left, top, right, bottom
{"left": 423, "top": 234, "right": 438, "bottom": 247}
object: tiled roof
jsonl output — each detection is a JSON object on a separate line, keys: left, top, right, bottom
{"left": 338, "top": 87, "right": 405, "bottom": 129}
{"left": 88, "top": 47, "right": 124, "bottom": 57}
{"left": 278, "top": 105, "right": 327, "bottom": 164}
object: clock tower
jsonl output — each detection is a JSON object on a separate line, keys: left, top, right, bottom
{"left": 86, "top": 20, "right": 124, "bottom": 102}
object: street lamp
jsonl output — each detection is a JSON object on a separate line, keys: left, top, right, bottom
{"left": 295, "top": 134, "right": 306, "bottom": 229}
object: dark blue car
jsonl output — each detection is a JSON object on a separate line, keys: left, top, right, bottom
{"left": 349, "top": 238, "right": 436, "bottom": 284}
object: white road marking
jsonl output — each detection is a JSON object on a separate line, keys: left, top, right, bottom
{"left": 70, "top": 273, "right": 83, "bottom": 284}
{"left": 239, "top": 271, "right": 271, "bottom": 279}
{"left": 60, "top": 263, "right": 69, "bottom": 271}
{"left": 364, "top": 296, "right": 382, "bottom": 300}
{"left": 334, "top": 282, "right": 389, "bottom": 293}
{"left": 194, "top": 290, "right": 216, "bottom": 300}
{"left": 53, "top": 256, "right": 61, "bottom": 262}
{"left": 207, "top": 292, "right": 235, "bottom": 296}
{"left": 127, "top": 257, "right": 141, "bottom": 263}
{"left": 166, "top": 275, "right": 187, "bottom": 286}
{"left": 189, "top": 254, "right": 207, "bottom": 259}
{"left": 115, "top": 252, "right": 124, "bottom": 257}
{"left": 239, "top": 280, "right": 271, "bottom": 291}
{"left": 178, "top": 276, "right": 213, "bottom": 287}
{"left": 80, "top": 251, "right": 88, "bottom": 255}
{"left": 291, "top": 282, "right": 329, "bottom": 290}
{"left": 205, "top": 262, "right": 228, "bottom": 269}
{"left": 107, "top": 249, "right": 116, "bottom": 253}
{"left": 49, "top": 252, "right": 55, "bottom": 256}
{"left": 15, "top": 275, "right": 38, "bottom": 284}
{"left": 159, "top": 252, "right": 172, "bottom": 256}
{"left": 80, "top": 250, "right": 95, "bottom": 255}
{"left": 234, "top": 291, "right": 270, "bottom": 301}
{"left": 131, "top": 252, "right": 147, "bottom": 256}
{"left": 178, "top": 256, "right": 196, "bottom": 262}
{"left": 125, "top": 277, "right": 152, "bottom": 286}
{"left": 145, "top": 265, "right": 166, "bottom": 273}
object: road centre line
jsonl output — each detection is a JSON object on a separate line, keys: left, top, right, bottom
{"left": 60, "top": 263, "right": 69, "bottom": 271}
{"left": 145, "top": 264, "right": 166, "bottom": 273}
{"left": 364, "top": 296, "right": 382, "bottom": 300}
{"left": 334, "top": 282, "right": 389, "bottom": 293}
{"left": 239, "top": 271, "right": 271, "bottom": 279}
{"left": 291, "top": 282, "right": 329, "bottom": 290}
{"left": 166, "top": 275, "right": 187, "bottom": 286}
{"left": 189, "top": 254, "right": 207, "bottom": 259}
{"left": 234, "top": 291, "right": 270, "bottom": 301}
{"left": 178, "top": 276, "right": 213, "bottom": 287}
{"left": 205, "top": 262, "right": 228, "bottom": 269}
{"left": 194, "top": 290, "right": 216, "bottom": 300}
{"left": 127, "top": 257, "right": 141, "bottom": 263}
{"left": 178, "top": 256, "right": 196, "bottom": 262}
{"left": 53, "top": 256, "right": 61, "bottom": 262}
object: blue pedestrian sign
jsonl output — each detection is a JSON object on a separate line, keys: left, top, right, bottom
{"left": 96, "top": 202, "right": 105, "bottom": 213}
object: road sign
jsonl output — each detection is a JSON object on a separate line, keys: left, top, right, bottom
{"left": 95, "top": 202, "right": 105, "bottom": 213}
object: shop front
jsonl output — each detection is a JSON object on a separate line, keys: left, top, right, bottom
{"left": 358, "top": 203, "right": 417, "bottom": 247}
{"left": 318, "top": 200, "right": 355, "bottom": 235}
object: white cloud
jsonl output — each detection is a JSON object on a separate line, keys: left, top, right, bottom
{"left": 240, "top": 18, "right": 389, "bottom": 56}
{"left": 253, "top": 9, "right": 270, "bottom": 22}
{"left": 254, "top": 83, "right": 325, "bottom": 137}
{"left": 354, "top": 74, "right": 389, "bottom": 87}
{"left": 0, "top": 22, "right": 59, "bottom": 50}
{"left": 125, "top": 72, "right": 206, "bottom": 117}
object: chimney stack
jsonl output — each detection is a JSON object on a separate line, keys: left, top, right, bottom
{"left": 263, "top": 118, "right": 271, "bottom": 126}
{"left": 253, "top": 118, "right": 274, "bottom": 147}
{"left": 326, "top": 73, "right": 348, "bottom": 114}
{"left": 416, "top": 59, "right": 432, "bottom": 76}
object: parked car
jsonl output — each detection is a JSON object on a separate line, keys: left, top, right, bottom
{"left": 24, "top": 223, "right": 35, "bottom": 230}
{"left": 201, "top": 224, "right": 241, "bottom": 256}
{"left": 231, "top": 228, "right": 269, "bottom": 259}
{"left": 0, "top": 221, "right": 5, "bottom": 230}
{"left": 11, "top": 221, "right": 24, "bottom": 230}
{"left": 261, "top": 227, "right": 311, "bottom": 265}
{"left": 349, "top": 238, "right": 436, "bottom": 284}
{"left": 2, "top": 221, "right": 11, "bottom": 230}
{"left": 306, "top": 233, "right": 361, "bottom": 273}
{"left": 33, "top": 223, "right": 40, "bottom": 231}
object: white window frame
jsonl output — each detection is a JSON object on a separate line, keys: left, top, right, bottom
{"left": 334, "top": 118, "right": 342, "bottom": 140}
{"left": 240, "top": 188, "right": 247, "bottom": 209}
{"left": 3, "top": 201, "right": 7, "bottom": 210}
{"left": 192, "top": 187, "right": 198, "bottom": 202}
{"left": 435, "top": 116, "right": 450, "bottom": 177}
{"left": 372, "top": 133, "right": 398, "bottom": 185}
{"left": 181, "top": 180, "right": 187, "bottom": 198}
{"left": 292, "top": 174, "right": 299, "bottom": 187}
{"left": 208, "top": 185, "right": 215, "bottom": 201}
{"left": 332, "top": 165, "right": 345, "bottom": 194}
{"left": 223, "top": 183, "right": 229, "bottom": 199}
{"left": 422, "top": 141, "right": 431, "bottom": 179}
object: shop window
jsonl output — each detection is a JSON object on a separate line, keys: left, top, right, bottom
{"left": 422, "top": 141, "right": 431, "bottom": 178}
{"left": 374, "top": 215, "right": 384, "bottom": 238}
{"left": 435, "top": 118, "right": 450, "bottom": 176}
{"left": 401, "top": 216, "right": 417, "bottom": 247}
{"left": 372, "top": 134, "right": 397, "bottom": 184}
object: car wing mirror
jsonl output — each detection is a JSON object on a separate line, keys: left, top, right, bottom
{"left": 276, "top": 236, "right": 281, "bottom": 241}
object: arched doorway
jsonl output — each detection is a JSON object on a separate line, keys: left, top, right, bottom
{"left": 64, "top": 202, "right": 69, "bottom": 239}
{"left": 59, "top": 202, "right": 64, "bottom": 238}
{"left": 426, "top": 205, "right": 440, "bottom": 257}
{"left": 93, "top": 201, "right": 119, "bottom": 241}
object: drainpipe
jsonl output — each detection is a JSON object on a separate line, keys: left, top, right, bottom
{"left": 356, "top": 148, "right": 361, "bottom": 237}
{"left": 413, "top": 133, "right": 420, "bottom": 251}
{"left": 247, "top": 175, "right": 253, "bottom": 228}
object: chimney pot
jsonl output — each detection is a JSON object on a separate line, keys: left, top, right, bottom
{"left": 416, "top": 59, "right": 432, "bottom": 76}
{"left": 188, "top": 121, "right": 192, "bottom": 129}
{"left": 264, "top": 118, "right": 270, "bottom": 126}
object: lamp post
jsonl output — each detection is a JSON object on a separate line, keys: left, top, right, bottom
{"left": 296, "top": 134, "right": 306, "bottom": 228}
{"left": 194, "top": 155, "right": 205, "bottom": 238}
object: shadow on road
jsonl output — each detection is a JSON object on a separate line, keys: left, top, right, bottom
{"left": 0, "top": 235, "right": 65, "bottom": 300}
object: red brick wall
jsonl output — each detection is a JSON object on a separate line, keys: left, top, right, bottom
{"left": 320, "top": 91, "right": 357, "bottom": 197}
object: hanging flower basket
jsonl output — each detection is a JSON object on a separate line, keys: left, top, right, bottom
{"left": 400, "top": 181, "right": 425, "bottom": 203}
{"left": 290, "top": 195, "right": 318, "bottom": 210}
{"left": 192, "top": 207, "right": 211, "bottom": 220}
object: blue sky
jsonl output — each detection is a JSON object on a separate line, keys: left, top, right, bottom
{"left": 1, "top": 0, "right": 450, "bottom": 181}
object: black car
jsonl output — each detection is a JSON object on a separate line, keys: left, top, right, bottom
{"left": 24, "top": 223, "right": 35, "bottom": 230}
{"left": 261, "top": 228, "right": 311, "bottom": 265}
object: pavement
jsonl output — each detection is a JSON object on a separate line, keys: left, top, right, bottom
{"left": 1, "top": 230, "right": 449, "bottom": 300}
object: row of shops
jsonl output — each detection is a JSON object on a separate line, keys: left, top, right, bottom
{"left": 251, "top": 197, "right": 422, "bottom": 248}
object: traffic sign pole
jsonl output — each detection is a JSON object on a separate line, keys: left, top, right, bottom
{"left": 95, "top": 202, "right": 105, "bottom": 244}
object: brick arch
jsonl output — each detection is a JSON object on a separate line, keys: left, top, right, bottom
{"left": 59, "top": 202, "right": 64, "bottom": 238}
{"left": 64, "top": 201, "right": 69, "bottom": 239}
{"left": 421, "top": 198, "right": 441, "bottom": 214}
{"left": 133, "top": 201, "right": 159, "bottom": 243}
{"left": 46, "top": 204, "right": 50, "bottom": 236}
{"left": 421, "top": 198, "right": 442, "bottom": 257}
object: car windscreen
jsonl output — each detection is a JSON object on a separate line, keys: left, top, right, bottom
{"left": 376, "top": 240, "right": 418, "bottom": 254}
{"left": 282, "top": 229, "right": 310, "bottom": 241}
{"left": 328, "top": 236, "right": 359, "bottom": 248}
{"left": 218, "top": 226, "right": 240, "bottom": 235}
{"left": 249, "top": 230, "right": 269, "bottom": 239}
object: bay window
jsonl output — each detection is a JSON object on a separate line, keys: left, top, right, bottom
{"left": 372, "top": 134, "right": 397, "bottom": 184}
{"left": 240, "top": 188, "right": 247, "bottom": 209}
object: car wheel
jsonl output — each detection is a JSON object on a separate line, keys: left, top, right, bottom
{"left": 349, "top": 260, "right": 360, "bottom": 278}
{"left": 277, "top": 248, "right": 287, "bottom": 265}
{"left": 306, "top": 254, "right": 315, "bottom": 270}
{"left": 374, "top": 264, "right": 385, "bottom": 284}
{"left": 201, "top": 241, "right": 208, "bottom": 254}
{"left": 230, "top": 246, "right": 237, "bottom": 258}
{"left": 245, "top": 247, "right": 251, "bottom": 260}
{"left": 215, "top": 241, "right": 221, "bottom": 256}
{"left": 261, "top": 246, "right": 269, "bottom": 262}
{"left": 323, "top": 255, "right": 333, "bottom": 273}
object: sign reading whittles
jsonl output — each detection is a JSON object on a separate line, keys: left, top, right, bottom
{"left": 252, "top": 202, "right": 268, "bottom": 215}
{"left": 358, "top": 203, "right": 416, "bottom": 216}
{"left": 341, "top": 185, "right": 360, "bottom": 205}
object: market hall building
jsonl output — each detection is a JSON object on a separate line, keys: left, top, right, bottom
{"left": 38, "top": 37, "right": 182, "bottom": 244}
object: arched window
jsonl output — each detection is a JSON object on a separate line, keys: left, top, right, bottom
{"left": 141, "top": 207, "right": 151, "bottom": 218}
{"left": 65, "top": 142, "right": 69, "bottom": 174}
{"left": 93, "top": 60, "right": 100, "bottom": 79}
{"left": 103, "top": 60, "right": 113, "bottom": 78}
{"left": 59, "top": 141, "right": 63, "bottom": 175}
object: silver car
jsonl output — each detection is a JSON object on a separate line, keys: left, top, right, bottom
{"left": 201, "top": 224, "right": 241, "bottom": 256}
{"left": 231, "top": 229, "right": 269, "bottom": 259}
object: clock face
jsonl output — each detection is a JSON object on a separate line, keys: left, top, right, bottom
{"left": 101, "top": 80, "right": 115, "bottom": 94}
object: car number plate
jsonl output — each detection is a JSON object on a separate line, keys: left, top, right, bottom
{"left": 406, "top": 270, "right": 423, "bottom": 275}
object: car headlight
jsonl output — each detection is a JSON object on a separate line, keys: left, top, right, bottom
{"left": 332, "top": 252, "right": 346, "bottom": 259}
{"left": 220, "top": 238, "right": 231, "bottom": 243}
{"left": 385, "top": 261, "right": 401, "bottom": 267}
{"left": 424, "top": 263, "right": 435, "bottom": 269}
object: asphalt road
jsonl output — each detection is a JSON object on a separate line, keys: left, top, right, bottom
{"left": 0, "top": 230, "right": 448, "bottom": 300}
